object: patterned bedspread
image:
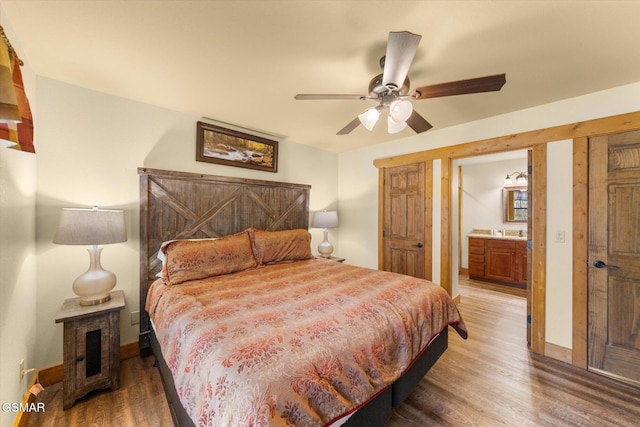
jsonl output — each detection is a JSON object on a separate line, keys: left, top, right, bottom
{"left": 146, "top": 257, "right": 467, "bottom": 427}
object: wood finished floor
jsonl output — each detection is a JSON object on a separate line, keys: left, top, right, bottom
{"left": 29, "top": 277, "right": 640, "bottom": 426}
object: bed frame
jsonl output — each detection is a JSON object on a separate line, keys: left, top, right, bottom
{"left": 138, "top": 167, "right": 448, "bottom": 426}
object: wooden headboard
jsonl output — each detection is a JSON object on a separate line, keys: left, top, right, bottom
{"left": 138, "top": 167, "right": 311, "bottom": 353}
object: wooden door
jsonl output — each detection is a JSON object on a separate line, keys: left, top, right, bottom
{"left": 588, "top": 130, "right": 640, "bottom": 385}
{"left": 382, "top": 163, "right": 429, "bottom": 279}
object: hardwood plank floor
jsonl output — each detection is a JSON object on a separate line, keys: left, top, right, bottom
{"left": 29, "top": 277, "right": 640, "bottom": 426}
{"left": 27, "top": 355, "right": 173, "bottom": 427}
{"left": 387, "top": 277, "right": 640, "bottom": 426}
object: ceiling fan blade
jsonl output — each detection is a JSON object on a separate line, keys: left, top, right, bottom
{"left": 382, "top": 31, "right": 422, "bottom": 90}
{"left": 412, "top": 73, "right": 506, "bottom": 100}
{"left": 295, "top": 94, "right": 366, "bottom": 101}
{"left": 406, "top": 110, "right": 433, "bottom": 133}
{"left": 337, "top": 117, "right": 361, "bottom": 135}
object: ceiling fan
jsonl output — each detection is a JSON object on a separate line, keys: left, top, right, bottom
{"left": 294, "top": 31, "right": 506, "bottom": 135}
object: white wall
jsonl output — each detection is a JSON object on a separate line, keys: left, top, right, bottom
{"left": 0, "top": 148, "right": 36, "bottom": 425}
{"left": 35, "top": 78, "right": 338, "bottom": 369}
{"left": 338, "top": 81, "right": 640, "bottom": 350}
{"left": 0, "top": 9, "right": 37, "bottom": 427}
{"left": 545, "top": 140, "right": 573, "bottom": 348}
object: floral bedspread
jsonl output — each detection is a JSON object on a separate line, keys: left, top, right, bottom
{"left": 146, "top": 257, "right": 467, "bottom": 427}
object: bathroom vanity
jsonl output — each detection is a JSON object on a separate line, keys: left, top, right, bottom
{"left": 468, "top": 235, "right": 528, "bottom": 288}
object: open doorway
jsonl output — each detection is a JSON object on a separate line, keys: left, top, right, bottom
{"left": 453, "top": 150, "right": 530, "bottom": 338}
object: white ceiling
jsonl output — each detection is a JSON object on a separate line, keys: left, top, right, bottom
{"left": 3, "top": 0, "right": 640, "bottom": 153}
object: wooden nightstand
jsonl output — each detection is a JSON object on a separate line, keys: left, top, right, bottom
{"left": 55, "top": 290, "right": 125, "bottom": 409}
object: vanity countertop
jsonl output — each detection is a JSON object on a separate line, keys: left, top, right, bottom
{"left": 467, "top": 233, "right": 527, "bottom": 241}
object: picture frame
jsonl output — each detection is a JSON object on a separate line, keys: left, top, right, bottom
{"left": 196, "top": 121, "right": 278, "bottom": 173}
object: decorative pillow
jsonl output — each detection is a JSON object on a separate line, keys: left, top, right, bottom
{"left": 161, "top": 230, "right": 258, "bottom": 285}
{"left": 253, "top": 229, "right": 312, "bottom": 264}
{"left": 156, "top": 237, "right": 219, "bottom": 276}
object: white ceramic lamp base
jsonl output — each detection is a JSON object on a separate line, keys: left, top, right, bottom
{"left": 317, "top": 229, "right": 334, "bottom": 258}
{"left": 72, "top": 246, "right": 116, "bottom": 306}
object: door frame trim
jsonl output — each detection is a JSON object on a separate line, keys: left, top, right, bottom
{"left": 374, "top": 110, "right": 640, "bottom": 359}
{"left": 572, "top": 137, "right": 589, "bottom": 367}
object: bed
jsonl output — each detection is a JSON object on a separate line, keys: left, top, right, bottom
{"left": 139, "top": 168, "right": 467, "bottom": 427}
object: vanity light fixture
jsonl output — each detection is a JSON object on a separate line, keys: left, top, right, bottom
{"left": 503, "top": 171, "right": 527, "bottom": 186}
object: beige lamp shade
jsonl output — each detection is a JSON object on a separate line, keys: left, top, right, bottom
{"left": 53, "top": 207, "right": 127, "bottom": 305}
{"left": 53, "top": 208, "right": 127, "bottom": 245}
{"left": 311, "top": 210, "right": 338, "bottom": 229}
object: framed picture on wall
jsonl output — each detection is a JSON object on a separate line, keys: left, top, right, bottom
{"left": 196, "top": 121, "right": 278, "bottom": 173}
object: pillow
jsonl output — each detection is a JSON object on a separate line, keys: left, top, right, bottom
{"left": 253, "top": 229, "right": 312, "bottom": 264}
{"left": 161, "top": 230, "right": 258, "bottom": 285}
{"left": 156, "top": 237, "right": 219, "bottom": 276}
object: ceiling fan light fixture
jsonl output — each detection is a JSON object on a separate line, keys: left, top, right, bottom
{"left": 358, "top": 107, "right": 381, "bottom": 131}
{"left": 389, "top": 99, "right": 413, "bottom": 123}
{"left": 294, "top": 30, "right": 506, "bottom": 137}
{"left": 387, "top": 116, "right": 407, "bottom": 134}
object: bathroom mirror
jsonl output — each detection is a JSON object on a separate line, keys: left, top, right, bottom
{"left": 503, "top": 186, "right": 528, "bottom": 223}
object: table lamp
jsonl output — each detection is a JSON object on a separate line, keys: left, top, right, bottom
{"left": 312, "top": 210, "right": 338, "bottom": 258}
{"left": 53, "top": 206, "right": 127, "bottom": 305}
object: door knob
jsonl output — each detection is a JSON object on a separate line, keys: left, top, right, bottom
{"left": 593, "top": 260, "right": 619, "bottom": 269}
{"left": 415, "top": 243, "right": 423, "bottom": 248}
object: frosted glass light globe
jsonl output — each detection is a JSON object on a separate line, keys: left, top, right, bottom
{"left": 389, "top": 100, "right": 413, "bottom": 122}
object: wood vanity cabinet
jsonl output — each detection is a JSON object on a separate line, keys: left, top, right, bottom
{"left": 468, "top": 237, "right": 527, "bottom": 288}
{"left": 515, "top": 240, "right": 528, "bottom": 286}
{"left": 468, "top": 238, "right": 486, "bottom": 278}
